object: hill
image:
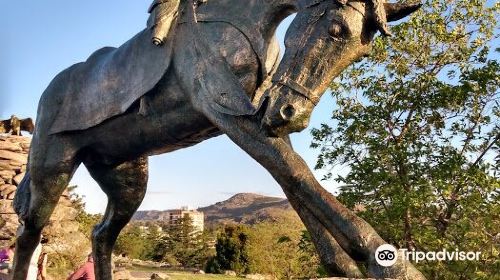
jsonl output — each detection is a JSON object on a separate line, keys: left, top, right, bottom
{"left": 134, "top": 193, "right": 299, "bottom": 227}
{"left": 199, "top": 193, "right": 297, "bottom": 226}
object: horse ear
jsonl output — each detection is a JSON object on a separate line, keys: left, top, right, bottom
{"left": 384, "top": 2, "right": 422, "bottom": 22}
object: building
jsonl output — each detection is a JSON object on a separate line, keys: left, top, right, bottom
{"left": 164, "top": 206, "right": 204, "bottom": 232}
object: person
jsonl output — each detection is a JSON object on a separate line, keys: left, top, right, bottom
{"left": 67, "top": 254, "right": 95, "bottom": 280}
{"left": 147, "top": 0, "right": 181, "bottom": 46}
{"left": 147, "top": 0, "right": 207, "bottom": 46}
{"left": 0, "top": 243, "right": 15, "bottom": 270}
{"left": 37, "top": 251, "right": 48, "bottom": 280}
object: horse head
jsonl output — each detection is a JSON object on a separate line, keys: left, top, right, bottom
{"left": 261, "top": 0, "right": 420, "bottom": 136}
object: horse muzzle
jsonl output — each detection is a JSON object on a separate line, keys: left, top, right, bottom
{"left": 261, "top": 103, "right": 311, "bottom": 137}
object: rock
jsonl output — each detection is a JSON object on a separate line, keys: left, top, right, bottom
{"left": 0, "top": 184, "right": 17, "bottom": 199}
{"left": 0, "top": 160, "right": 22, "bottom": 173}
{"left": 0, "top": 162, "right": 10, "bottom": 170}
{"left": 114, "top": 269, "right": 134, "bottom": 280}
{"left": 150, "top": 273, "right": 170, "bottom": 279}
{"left": 0, "top": 160, "right": 19, "bottom": 170}
{"left": 20, "top": 143, "right": 31, "bottom": 150}
{"left": 0, "top": 141, "right": 22, "bottom": 152}
{"left": 0, "top": 133, "right": 90, "bottom": 272}
{"left": 0, "top": 200, "right": 14, "bottom": 212}
{"left": 13, "top": 172, "right": 26, "bottom": 185}
{"left": 3, "top": 160, "right": 22, "bottom": 167}
{"left": 245, "top": 274, "right": 277, "bottom": 280}
{"left": 0, "top": 184, "right": 13, "bottom": 192}
{"left": 311, "top": 279, "right": 399, "bottom": 280}
{"left": 193, "top": 269, "right": 205, "bottom": 274}
{"left": 224, "top": 270, "right": 237, "bottom": 276}
{"left": 1, "top": 135, "right": 30, "bottom": 144}
{"left": 6, "top": 192, "right": 15, "bottom": 200}
{"left": 0, "top": 150, "right": 27, "bottom": 164}
{"left": 0, "top": 170, "right": 15, "bottom": 180}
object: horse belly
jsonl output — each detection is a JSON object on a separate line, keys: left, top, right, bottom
{"left": 74, "top": 78, "right": 220, "bottom": 165}
{"left": 72, "top": 23, "right": 260, "bottom": 165}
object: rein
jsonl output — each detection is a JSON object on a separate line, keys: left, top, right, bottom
{"left": 272, "top": 0, "right": 367, "bottom": 106}
{"left": 272, "top": 76, "right": 319, "bottom": 105}
{"left": 269, "top": 0, "right": 336, "bottom": 107}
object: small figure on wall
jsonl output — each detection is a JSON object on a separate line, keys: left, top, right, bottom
{"left": 0, "top": 116, "right": 34, "bottom": 136}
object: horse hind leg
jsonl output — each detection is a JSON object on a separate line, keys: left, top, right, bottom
{"left": 12, "top": 155, "right": 77, "bottom": 280}
{"left": 85, "top": 157, "right": 148, "bottom": 280}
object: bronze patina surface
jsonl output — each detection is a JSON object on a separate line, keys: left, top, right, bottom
{"left": 12, "top": 0, "right": 422, "bottom": 279}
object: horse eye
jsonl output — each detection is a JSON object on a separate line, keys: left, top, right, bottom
{"left": 328, "top": 23, "right": 343, "bottom": 37}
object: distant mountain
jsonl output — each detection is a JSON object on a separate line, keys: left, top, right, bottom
{"left": 132, "top": 210, "right": 174, "bottom": 221}
{"left": 199, "top": 193, "right": 297, "bottom": 226}
{"left": 133, "top": 193, "right": 298, "bottom": 226}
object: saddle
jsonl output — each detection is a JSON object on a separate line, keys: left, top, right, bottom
{"left": 49, "top": 11, "right": 177, "bottom": 134}
{"left": 48, "top": 0, "right": 279, "bottom": 134}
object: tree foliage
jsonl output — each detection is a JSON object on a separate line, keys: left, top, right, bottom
{"left": 311, "top": 0, "right": 499, "bottom": 278}
{"left": 246, "top": 219, "right": 322, "bottom": 279}
{"left": 206, "top": 225, "right": 250, "bottom": 274}
{"left": 47, "top": 186, "right": 100, "bottom": 277}
{"left": 207, "top": 217, "right": 324, "bottom": 279}
{"left": 114, "top": 224, "right": 160, "bottom": 260}
{"left": 114, "top": 216, "right": 212, "bottom": 268}
{"left": 154, "top": 216, "right": 212, "bottom": 268}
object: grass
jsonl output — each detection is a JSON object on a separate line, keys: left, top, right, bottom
{"left": 163, "top": 271, "right": 241, "bottom": 280}
{"left": 129, "top": 266, "right": 242, "bottom": 280}
{"left": 48, "top": 264, "right": 242, "bottom": 280}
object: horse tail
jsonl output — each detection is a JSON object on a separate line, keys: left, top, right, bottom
{"left": 13, "top": 170, "right": 31, "bottom": 221}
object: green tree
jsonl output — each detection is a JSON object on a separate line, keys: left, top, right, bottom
{"left": 68, "top": 185, "right": 103, "bottom": 239}
{"left": 207, "top": 218, "right": 324, "bottom": 279}
{"left": 153, "top": 215, "right": 210, "bottom": 268}
{"left": 311, "top": 0, "right": 499, "bottom": 279}
{"left": 47, "top": 186, "right": 100, "bottom": 276}
{"left": 114, "top": 224, "right": 160, "bottom": 259}
{"left": 246, "top": 218, "right": 322, "bottom": 279}
{"left": 206, "top": 225, "right": 250, "bottom": 275}
{"left": 298, "top": 231, "right": 328, "bottom": 277}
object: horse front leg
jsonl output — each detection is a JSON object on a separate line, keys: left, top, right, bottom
{"left": 201, "top": 107, "right": 426, "bottom": 279}
{"left": 280, "top": 136, "right": 363, "bottom": 277}
{"left": 289, "top": 196, "right": 364, "bottom": 277}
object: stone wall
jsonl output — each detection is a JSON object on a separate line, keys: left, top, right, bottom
{"left": 0, "top": 135, "right": 29, "bottom": 244}
{"left": 0, "top": 134, "right": 89, "bottom": 266}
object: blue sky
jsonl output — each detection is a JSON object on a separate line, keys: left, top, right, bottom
{"left": 1, "top": 0, "right": 341, "bottom": 213}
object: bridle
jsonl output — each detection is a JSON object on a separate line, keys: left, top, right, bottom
{"left": 271, "top": 0, "right": 365, "bottom": 107}
{"left": 271, "top": 76, "right": 320, "bottom": 106}
{"left": 269, "top": 0, "right": 331, "bottom": 107}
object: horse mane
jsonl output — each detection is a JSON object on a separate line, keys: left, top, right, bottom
{"left": 300, "top": 0, "right": 391, "bottom": 35}
{"left": 334, "top": 0, "right": 392, "bottom": 36}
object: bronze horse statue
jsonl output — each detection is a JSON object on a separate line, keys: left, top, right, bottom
{"left": 12, "top": 0, "right": 423, "bottom": 279}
